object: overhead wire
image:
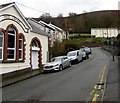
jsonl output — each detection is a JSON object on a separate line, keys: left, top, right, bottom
{"left": 15, "top": 2, "right": 46, "bottom": 14}
{"left": 15, "top": 1, "right": 62, "bottom": 17}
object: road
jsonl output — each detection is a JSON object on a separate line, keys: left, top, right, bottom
{"left": 2, "top": 47, "right": 111, "bottom": 101}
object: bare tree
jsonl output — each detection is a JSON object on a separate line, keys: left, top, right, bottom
{"left": 40, "top": 13, "right": 51, "bottom": 18}
{"left": 58, "top": 13, "right": 63, "bottom": 18}
{"left": 69, "top": 12, "right": 77, "bottom": 17}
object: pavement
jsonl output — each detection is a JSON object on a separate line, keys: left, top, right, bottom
{"left": 103, "top": 55, "right": 120, "bottom": 102}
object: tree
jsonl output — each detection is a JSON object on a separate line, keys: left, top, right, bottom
{"left": 69, "top": 12, "right": 77, "bottom": 17}
{"left": 58, "top": 13, "right": 63, "bottom": 18}
{"left": 40, "top": 13, "right": 51, "bottom": 18}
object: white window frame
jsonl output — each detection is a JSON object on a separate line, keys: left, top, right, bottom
{"left": 7, "top": 30, "right": 16, "bottom": 60}
{"left": 19, "top": 37, "right": 23, "bottom": 60}
{"left": 0, "top": 31, "right": 4, "bottom": 60}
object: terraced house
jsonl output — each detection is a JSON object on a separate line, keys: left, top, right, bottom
{"left": 0, "top": 2, "right": 49, "bottom": 86}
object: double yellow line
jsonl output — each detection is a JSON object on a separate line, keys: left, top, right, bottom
{"left": 90, "top": 64, "right": 107, "bottom": 102}
{"left": 92, "top": 93, "right": 100, "bottom": 102}
{"left": 99, "top": 64, "right": 106, "bottom": 84}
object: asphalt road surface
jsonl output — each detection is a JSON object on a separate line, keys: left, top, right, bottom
{"left": 2, "top": 47, "right": 111, "bottom": 101}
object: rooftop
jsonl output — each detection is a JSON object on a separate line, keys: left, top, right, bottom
{"left": 0, "top": 2, "right": 14, "bottom": 9}
{"left": 27, "top": 18, "right": 49, "bottom": 36}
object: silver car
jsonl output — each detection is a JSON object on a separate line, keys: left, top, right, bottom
{"left": 82, "top": 46, "right": 92, "bottom": 55}
{"left": 43, "top": 56, "right": 71, "bottom": 72}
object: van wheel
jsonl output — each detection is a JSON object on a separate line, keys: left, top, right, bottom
{"left": 76, "top": 59, "right": 79, "bottom": 63}
{"left": 81, "top": 58, "right": 83, "bottom": 62}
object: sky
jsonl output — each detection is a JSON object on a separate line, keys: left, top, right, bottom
{"left": 0, "top": 0, "right": 120, "bottom": 17}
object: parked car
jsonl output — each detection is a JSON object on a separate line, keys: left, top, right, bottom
{"left": 67, "top": 50, "right": 83, "bottom": 63}
{"left": 82, "top": 46, "right": 92, "bottom": 55}
{"left": 79, "top": 48, "right": 87, "bottom": 60}
{"left": 43, "top": 56, "right": 71, "bottom": 72}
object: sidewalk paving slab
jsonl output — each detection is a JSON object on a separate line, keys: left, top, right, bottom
{"left": 103, "top": 56, "right": 119, "bottom": 102}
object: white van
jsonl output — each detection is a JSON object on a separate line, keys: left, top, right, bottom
{"left": 67, "top": 50, "right": 83, "bottom": 63}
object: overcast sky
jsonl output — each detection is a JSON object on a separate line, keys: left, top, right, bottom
{"left": 0, "top": 0, "right": 120, "bottom": 17}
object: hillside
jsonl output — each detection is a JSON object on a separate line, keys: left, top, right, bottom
{"left": 34, "top": 10, "right": 120, "bottom": 33}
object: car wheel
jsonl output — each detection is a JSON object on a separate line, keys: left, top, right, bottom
{"left": 76, "top": 59, "right": 79, "bottom": 63}
{"left": 84, "top": 57, "right": 86, "bottom": 60}
{"left": 69, "top": 62, "right": 71, "bottom": 67}
{"left": 59, "top": 65, "right": 63, "bottom": 71}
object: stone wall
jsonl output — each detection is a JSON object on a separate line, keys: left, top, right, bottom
{"left": 2, "top": 68, "right": 43, "bottom": 87}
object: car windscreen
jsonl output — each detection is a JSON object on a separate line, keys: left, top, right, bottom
{"left": 80, "top": 49, "right": 84, "bottom": 52}
{"left": 67, "top": 52, "right": 76, "bottom": 56}
{"left": 51, "top": 57, "right": 62, "bottom": 62}
{"left": 85, "top": 47, "right": 89, "bottom": 49}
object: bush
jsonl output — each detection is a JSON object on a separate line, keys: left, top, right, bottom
{"left": 50, "top": 40, "right": 67, "bottom": 57}
{"left": 69, "top": 33, "right": 91, "bottom": 39}
{"left": 50, "top": 37, "right": 105, "bottom": 57}
{"left": 65, "top": 39, "right": 82, "bottom": 51}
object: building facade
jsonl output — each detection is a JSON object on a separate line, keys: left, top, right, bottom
{"left": 91, "top": 28, "right": 119, "bottom": 38}
{"left": 38, "top": 20, "right": 55, "bottom": 47}
{"left": 0, "top": 2, "right": 49, "bottom": 77}
{"left": 38, "top": 21, "right": 67, "bottom": 47}
{"left": 48, "top": 23, "right": 66, "bottom": 42}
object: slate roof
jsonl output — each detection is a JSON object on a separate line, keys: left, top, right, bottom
{"left": 39, "top": 21, "right": 55, "bottom": 31}
{"left": 48, "top": 23, "right": 63, "bottom": 32}
{"left": 27, "top": 18, "right": 49, "bottom": 36}
{"left": 0, "top": 2, "right": 48, "bottom": 36}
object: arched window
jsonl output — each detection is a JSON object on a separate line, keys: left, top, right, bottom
{"left": 32, "top": 40, "right": 38, "bottom": 47}
{"left": 0, "top": 31, "right": 4, "bottom": 60}
{"left": 19, "top": 35, "right": 23, "bottom": 60}
{"left": 7, "top": 27, "right": 16, "bottom": 60}
{"left": 1, "top": 24, "right": 26, "bottom": 62}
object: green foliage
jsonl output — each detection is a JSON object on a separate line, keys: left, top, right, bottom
{"left": 80, "top": 34, "right": 91, "bottom": 36}
{"left": 50, "top": 40, "right": 67, "bottom": 57}
{"left": 50, "top": 38, "right": 105, "bottom": 57}
{"left": 69, "top": 33, "right": 91, "bottom": 39}
{"left": 65, "top": 39, "right": 82, "bottom": 50}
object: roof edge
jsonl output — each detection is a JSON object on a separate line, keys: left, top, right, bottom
{"left": 0, "top": 2, "right": 32, "bottom": 30}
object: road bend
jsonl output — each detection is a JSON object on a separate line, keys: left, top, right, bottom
{"left": 2, "top": 47, "right": 111, "bottom": 101}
